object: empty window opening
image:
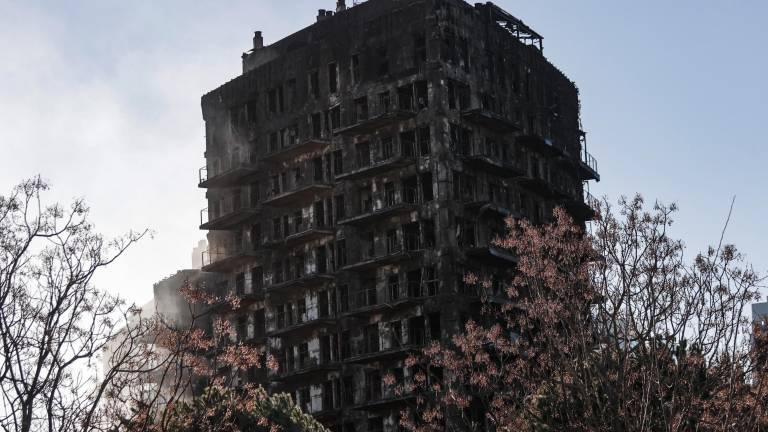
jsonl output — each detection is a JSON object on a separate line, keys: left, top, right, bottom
{"left": 328, "top": 62, "right": 338, "bottom": 93}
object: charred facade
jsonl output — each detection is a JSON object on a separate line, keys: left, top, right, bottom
{"left": 198, "top": 0, "right": 599, "bottom": 430}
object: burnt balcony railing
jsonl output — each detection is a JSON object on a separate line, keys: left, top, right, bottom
{"left": 517, "top": 133, "right": 563, "bottom": 157}
{"left": 461, "top": 108, "right": 520, "bottom": 133}
{"left": 460, "top": 230, "right": 517, "bottom": 265}
{"left": 392, "top": 280, "right": 439, "bottom": 302}
{"left": 273, "top": 350, "right": 339, "bottom": 381}
{"left": 338, "top": 188, "right": 420, "bottom": 226}
{"left": 344, "top": 280, "right": 438, "bottom": 317}
{"left": 199, "top": 151, "right": 258, "bottom": 189}
{"left": 340, "top": 234, "right": 423, "bottom": 272}
{"left": 265, "top": 220, "right": 334, "bottom": 249}
{"left": 310, "top": 393, "right": 340, "bottom": 417}
{"left": 579, "top": 148, "right": 600, "bottom": 181}
{"left": 336, "top": 103, "right": 417, "bottom": 137}
{"left": 463, "top": 183, "right": 519, "bottom": 218}
{"left": 550, "top": 180, "right": 600, "bottom": 222}
{"left": 201, "top": 243, "right": 258, "bottom": 273}
{"left": 352, "top": 381, "right": 415, "bottom": 411}
{"left": 262, "top": 137, "right": 331, "bottom": 165}
{"left": 200, "top": 195, "right": 261, "bottom": 231}
{"left": 457, "top": 146, "right": 525, "bottom": 178}
{"left": 586, "top": 191, "right": 599, "bottom": 211}
{"left": 346, "top": 287, "right": 379, "bottom": 314}
{"left": 356, "top": 383, "right": 383, "bottom": 405}
{"left": 268, "top": 306, "right": 336, "bottom": 338}
{"left": 266, "top": 268, "right": 335, "bottom": 295}
{"left": 336, "top": 146, "right": 416, "bottom": 181}
{"left": 263, "top": 177, "right": 334, "bottom": 208}
{"left": 518, "top": 161, "right": 557, "bottom": 197}
{"left": 348, "top": 329, "right": 427, "bottom": 364}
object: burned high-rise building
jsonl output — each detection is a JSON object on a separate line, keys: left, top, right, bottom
{"left": 198, "top": 0, "right": 599, "bottom": 430}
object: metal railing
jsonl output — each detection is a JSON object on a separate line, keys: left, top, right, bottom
{"left": 354, "top": 374, "right": 417, "bottom": 406}
{"left": 354, "top": 234, "right": 422, "bottom": 264}
{"left": 310, "top": 393, "right": 338, "bottom": 414}
{"left": 399, "top": 328, "right": 427, "bottom": 348}
{"left": 201, "top": 243, "right": 243, "bottom": 268}
{"left": 272, "top": 301, "right": 335, "bottom": 331}
{"left": 350, "top": 287, "right": 378, "bottom": 311}
{"left": 356, "top": 383, "right": 383, "bottom": 404}
{"left": 285, "top": 219, "right": 332, "bottom": 239}
{"left": 268, "top": 254, "right": 333, "bottom": 290}
{"left": 390, "top": 281, "right": 436, "bottom": 302}
{"left": 352, "top": 143, "right": 416, "bottom": 172}
{"left": 350, "top": 328, "right": 427, "bottom": 358}
{"left": 265, "top": 174, "right": 331, "bottom": 202}
{"left": 275, "top": 349, "right": 335, "bottom": 376}
{"left": 581, "top": 148, "right": 598, "bottom": 174}
{"left": 349, "top": 187, "right": 418, "bottom": 219}
{"left": 460, "top": 139, "right": 523, "bottom": 167}
{"left": 200, "top": 193, "right": 259, "bottom": 226}
{"left": 585, "top": 191, "right": 600, "bottom": 214}
{"left": 266, "top": 131, "right": 300, "bottom": 155}
{"left": 401, "top": 280, "right": 439, "bottom": 299}
{"left": 199, "top": 150, "right": 256, "bottom": 184}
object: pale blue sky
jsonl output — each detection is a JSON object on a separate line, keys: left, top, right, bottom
{"left": 1, "top": 0, "right": 765, "bottom": 305}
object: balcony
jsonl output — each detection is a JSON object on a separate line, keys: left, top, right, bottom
{"left": 238, "top": 288, "right": 266, "bottom": 308}
{"left": 199, "top": 153, "right": 259, "bottom": 189}
{"left": 459, "top": 150, "right": 525, "bottom": 179}
{"left": 464, "top": 200, "right": 520, "bottom": 219}
{"left": 335, "top": 153, "right": 416, "bottom": 182}
{"left": 461, "top": 108, "right": 520, "bottom": 133}
{"left": 338, "top": 189, "right": 420, "bottom": 227}
{"left": 262, "top": 181, "right": 334, "bottom": 208}
{"left": 339, "top": 239, "right": 423, "bottom": 273}
{"left": 347, "top": 329, "right": 427, "bottom": 364}
{"left": 561, "top": 191, "right": 599, "bottom": 221}
{"left": 266, "top": 271, "right": 335, "bottom": 296}
{"left": 518, "top": 168, "right": 556, "bottom": 198}
{"left": 341, "top": 287, "right": 383, "bottom": 316}
{"left": 200, "top": 196, "right": 261, "bottom": 231}
{"left": 272, "top": 353, "right": 340, "bottom": 382}
{"left": 336, "top": 109, "right": 417, "bottom": 137}
{"left": 342, "top": 280, "right": 439, "bottom": 318}
{"left": 309, "top": 394, "right": 341, "bottom": 420}
{"left": 517, "top": 134, "right": 563, "bottom": 157}
{"left": 460, "top": 232, "right": 518, "bottom": 265}
{"left": 201, "top": 245, "right": 260, "bottom": 273}
{"left": 351, "top": 384, "right": 416, "bottom": 412}
{"left": 264, "top": 221, "right": 335, "bottom": 249}
{"left": 466, "top": 244, "right": 518, "bottom": 265}
{"left": 267, "top": 315, "right": 336, "bottom": 339}
{"left": 578, "top": 148, "right": 600, "bottom": 182}
{"left": 261, "top": 138, "right": 331, "bottom": 165}
{"left": 244, "top": 331, "right": 268, "bottom": 346}
{"left": 207, "top": 288, "right": 266, "bottom": 314}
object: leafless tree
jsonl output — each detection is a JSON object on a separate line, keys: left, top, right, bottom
{"left": 0, "top": 177, "right": 146, "bottom": 432}
{"left": 0, "top": 177, "right": 320, "bottom": 432}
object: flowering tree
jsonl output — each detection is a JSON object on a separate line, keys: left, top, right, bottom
{"left": 103, "top": 277, "right": 286, "bottom": 431}
{"left": 152, "top": 386, "right": 328, "bottom": 432}
{"left": 402, "top": 196, "right": 766, "bottom": 431}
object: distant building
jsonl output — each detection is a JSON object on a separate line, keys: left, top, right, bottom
{"left": 753, "top": 302, "right": 768, "bottom": 330}
{"left": 197, "top": 0, "right": 600, "bottom": 430}
{"left": 191, "top": 239, "right": 208, "bottom": 270}
{"left": 153, "top": 269, "right": 217, "bottom": 329}
{"left": 102, "top": 269, "right": 218, "bottom": 412}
